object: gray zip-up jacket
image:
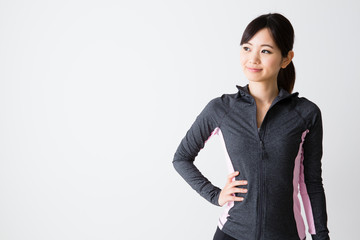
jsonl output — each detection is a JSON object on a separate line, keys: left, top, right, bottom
{"left": 172, "top": 84, "right": 330, "bottom": 240}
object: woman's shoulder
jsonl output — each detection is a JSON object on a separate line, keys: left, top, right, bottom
{"left": 209, "top": 92, "right": 238, "bottom": 105}
{"left": 295, "top": 95, "right": 322, "bottom": 115}
{"left": 205, "top": 91, "right": 239, "bottom": 113}
{"left": 200, "top": 92, "right": 238, "bottom": 123}
{"left": 294, "top": 95, "right": 323, "bottom": 128}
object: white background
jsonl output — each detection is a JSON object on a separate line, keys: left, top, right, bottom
{"left": 0, "top": 0, "right": 359, "bottom": 239}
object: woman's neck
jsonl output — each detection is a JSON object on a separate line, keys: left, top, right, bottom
{"left": 248, "top": 81, "right": 279, "bottom": 105}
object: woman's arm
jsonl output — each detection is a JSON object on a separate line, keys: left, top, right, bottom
{"left": 172, "top": 99, "right": 222, "bottom": 206}
{"left": 300, "top": 105, "right": 330, "bottom": 240}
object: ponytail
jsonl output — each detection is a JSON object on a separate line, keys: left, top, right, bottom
{"left": 277, "top": 61, "right": 295, "bottom": 94}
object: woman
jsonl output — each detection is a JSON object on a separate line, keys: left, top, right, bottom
{"left": 172, "top": 13, "right": 330, "bottom": 240}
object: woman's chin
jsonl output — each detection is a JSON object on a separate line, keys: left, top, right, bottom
{"left": 245, "top": 76, "right": 265, "bottom": 82}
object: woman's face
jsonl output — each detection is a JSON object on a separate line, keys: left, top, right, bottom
{"left": 240, "top": 28, "right": 291, "bottom": 84}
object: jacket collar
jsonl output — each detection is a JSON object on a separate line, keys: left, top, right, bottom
{"left": 236, "top": 84, "right": 299, "bottom": 102}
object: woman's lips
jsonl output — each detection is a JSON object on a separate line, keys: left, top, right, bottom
{"left": 247, "top": 67, "right": 262, "bottom": 72}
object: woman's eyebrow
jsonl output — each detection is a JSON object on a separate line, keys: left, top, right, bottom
{"left": 244, "top": 42, "right": 274, "bottom": 49}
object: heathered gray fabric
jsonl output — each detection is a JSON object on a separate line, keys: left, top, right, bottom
{"left": 172, "top": 84, "right": 330, "bottom": 240}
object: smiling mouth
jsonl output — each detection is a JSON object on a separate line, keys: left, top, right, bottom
{"left": 247, "top": 67, "right": 262, "bottom": 72}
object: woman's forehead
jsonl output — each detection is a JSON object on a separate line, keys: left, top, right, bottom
{"left": 243, "top": 28, "right": 279, "bottom": 49}
{"left": 247, "top": 29, "right": 275, "bottom": 44}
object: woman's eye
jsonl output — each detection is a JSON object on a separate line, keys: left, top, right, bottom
{"left": 243, "top": 46, "right": 250, "bottom": 51}
{"left": 262, "top": 49, "right": 271, "bottom": 54}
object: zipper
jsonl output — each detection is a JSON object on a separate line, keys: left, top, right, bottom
{"left": 253, "top": 92, "right": 297, "bottom": 240}
{"left": 258, "top": 138, "right": 265, "bottom": 240}
{"left": 254, "top": 100, "right": 265, "bottom": 240}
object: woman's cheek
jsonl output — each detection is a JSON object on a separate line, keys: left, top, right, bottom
{"left": 239, "top": 58, "right": 247, "bottom": 69}
{"left": 266, "top": 58, "right": 281, "bottom": 70}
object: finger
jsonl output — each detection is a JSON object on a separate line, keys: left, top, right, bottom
{"left": 238, "top": 180, "right": 248, "bottom": 185}
{"left": 231, "top": 187, "right": 248, "bottom": 194}
{"left": 230, "top": 196, "right": 244, "bottom": 202}
{"left": 227, "top": 171, "right": 239, "bottom": 183}
{"left": 230, "top": 180, "right": 248, "bottom": 187}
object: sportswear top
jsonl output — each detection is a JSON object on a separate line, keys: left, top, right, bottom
{"left": 172, "top": 84, "right": 330, "bottom": 240}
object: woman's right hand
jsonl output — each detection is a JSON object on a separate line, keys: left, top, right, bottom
{"left": 218, "top": 171, "right": 248, "bottom": 207}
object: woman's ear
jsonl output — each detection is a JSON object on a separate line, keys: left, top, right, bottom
{"left": 281, "top": 50, "right": 294, "bottom": 68}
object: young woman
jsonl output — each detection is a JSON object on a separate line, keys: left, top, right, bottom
{"left": 172, "top": 13, "right": 330, "bottom": 240}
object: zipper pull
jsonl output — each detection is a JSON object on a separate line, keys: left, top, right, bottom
{"left": 260, "top": 140, "right": 264, "bottom": 149}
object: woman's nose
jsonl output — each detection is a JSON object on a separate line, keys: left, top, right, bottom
{"left": 249, "top": 51, "right": 260, "bottom": 64}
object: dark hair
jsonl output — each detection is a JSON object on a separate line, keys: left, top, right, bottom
{"left": 240, "top": 13, "right": 295, "bottom": 93}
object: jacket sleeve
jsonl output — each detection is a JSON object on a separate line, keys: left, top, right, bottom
{"left": 172, "top": 98, "right": 222, "bottom": 206}
{"left": 301, "top": 105, "right": 330, "bottom": 240}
